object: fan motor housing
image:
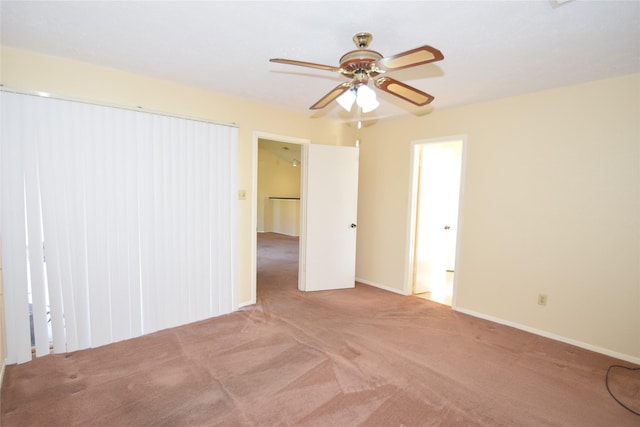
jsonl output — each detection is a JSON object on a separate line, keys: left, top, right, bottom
{"left": 339, "top": 49, "right": 383, "bottom": 80}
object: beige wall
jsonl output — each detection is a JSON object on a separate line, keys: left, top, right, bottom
{"left": 356, "top": 74, "right": 640, "bottom": 361}
{"left": 0, "top": 46, "right": 353, "bottom": 305}
{"left": 257, "top": 145, "right": 301, "bottom": 234}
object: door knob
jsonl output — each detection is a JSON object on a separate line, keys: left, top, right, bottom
{"left": 351, "top": 223, "right": 357, "bottom": 228}
{"left": 444, "top": 225, "right": 451, "bottom": 230}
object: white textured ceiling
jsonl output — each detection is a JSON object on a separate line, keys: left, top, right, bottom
{"left": 1, "top": 1, "right": 639, "bottom": 123}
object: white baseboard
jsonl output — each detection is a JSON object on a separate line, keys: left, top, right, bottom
{"left": 455, "top": 307, "right": 640, "bottom": 365}
{"left": 237, "top": 299, "right": 256, "bottom": 308}
{"left": 356, "top": 278, "right": 640, "bottom": 364}
{"left": 355, "top": 277, "right": 408, "bottom": 296}
{"left": 254, "top": 273, "right": 639, "bottom": 365}
{"left": 258, "top": 230, "right": 299, "bottom": 237}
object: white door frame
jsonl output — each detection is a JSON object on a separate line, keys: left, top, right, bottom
{"left": 404, "top": 135, "right": 468, "bottom": 308}
{"left": 250, "top": 132, "right": 310, "bottom": 305}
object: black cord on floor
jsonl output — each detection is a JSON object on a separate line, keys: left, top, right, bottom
{"left": 605, "top": 364, "right": 640, "bottom": 416}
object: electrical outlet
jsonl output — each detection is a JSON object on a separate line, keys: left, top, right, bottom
{"left": 538, "top": 294, "right": 548, "bottom": 306}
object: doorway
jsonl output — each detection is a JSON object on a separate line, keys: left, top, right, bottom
{"left": 255, "top": 136, "right": 305, "bottom": 302}
{"left": 408, "top": 137, "right": 465, "bottom": 307}
{"left": 251, "top": 133, "right": 360, "bottom": 303}
{"left": 257, "top": 139, "right": 302, "bottom": 236}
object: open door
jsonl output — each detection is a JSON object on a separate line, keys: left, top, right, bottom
{"left": 299, "top": 144, "right": 359, "bottom": 291}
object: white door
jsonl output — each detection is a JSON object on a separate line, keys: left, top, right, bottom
{"left": 299, "top": 144, "right": 359, "bottom": 291}
{"left": 442, "top": 147, "right": 462, "bottom": 271}
{"left": 413, "top": 141, "right": 462, "bottom": 294}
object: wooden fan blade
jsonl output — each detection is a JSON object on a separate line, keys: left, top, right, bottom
{"left": 375, "top": 77, "right": 434, "bottom": 106}
{"left": 270, "top": 58, "right": 341, "bottom": 73}
{"left": 310, "top": 82, "right": 352, "bottom": 110}
{"left": 375, "top": 46, "right": 444, "bottom": 72}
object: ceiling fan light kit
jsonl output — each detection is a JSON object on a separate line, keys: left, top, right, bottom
{"left": 269, "top": 32, "right": 443, "bottom": 113}
{"left": 336, "top": 88, "right": 357, "bottom": 111}
{"left": 336, "top": 84, "right": 379, "bottom": 113}
{"left": 355, "top": 84, "right": 379, "bottom": 113}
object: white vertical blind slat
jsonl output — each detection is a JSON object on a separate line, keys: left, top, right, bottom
{"left": 1, "top": 91, "right": 238, "bottom": 363}
{"left": 55, "top": 103, "right": 80, "bottom": 352}
{"left": 155, "top": 115, "right": 172, "bottom": 330}
{"left": 192, "top": 123, "right": 207, "bottom": 321}
{"left": 86, "top": 104, "right": 111, "bottom": 348}
{"left": 23, "top": 108, "right": 49, "bottom": 357}
{"left": 138, "top": 116, "right": 157, "bottom": 334}
{"left": 68, "top": 100, "right": 91, "bottom": 350}
{"left": 126, "top": 113, "right": 143, "bottom": 338}
{"left": 203, "top": 128, "right": 214, "bottom": 315}
{"left": 0, "top": 93, "right": 33, "bottom": 364}
{"left": 186, "top": 123, "right": 197, "bottom": 322}
{"left": 228, "top": 126, "right": 239, "bottom": 311}
{"left": 214, "top": 127, "right": 225, "bottom": 315}
{"left": 207, "top": 127, "right": 219, "bottom": 315}
{"left": 110, "top": 108, "right": 130, "bottom": 343}
{"left": 36, "top": 97, "right": 67, "bottom": 354}
{"left": 225, "top": 126, "right": 239, "bottom": 313}
{"left": 173, "top": 118, "right": 188, "bottom": 327}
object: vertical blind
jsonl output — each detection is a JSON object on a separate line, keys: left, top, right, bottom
{"left": 1, "top": 91, "right": 238, "bottom": 364}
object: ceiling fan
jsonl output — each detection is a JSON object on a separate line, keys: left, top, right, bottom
{"left": 269, "top": 32, "right": 444, "bottom": 112}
